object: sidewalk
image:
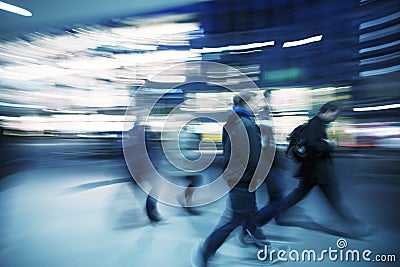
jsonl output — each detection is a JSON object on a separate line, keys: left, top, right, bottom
{"left": 1, "top": 157, "right": 399, "bottom": 267}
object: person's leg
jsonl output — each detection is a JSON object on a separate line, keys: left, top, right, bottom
{"left": 241, "top": 167, "right": 284, "bottom": 240}
{"left": 184, "top": 175, "right": 202, "bottom": 204}
{"left": 312, "top": 160, "right": 359, "bottom": 225}
{"left": 320, "top": 182, "right": 357, "bottom": 222}
{"left": 319, "top": 179, "right": 372, "bottom": 237}
{"left": 201, "top": 187, "right": 256, "bottom": 261}
{"left": 241, "top": 212, "right": 259, "bottom": 238}
{"left": 256, "top": 178, "right": 314, "bottom": 226}
{"left": 266, "top": 167, "right": 285, "bottom": 203}
{"left": 202, "top": 212, "right": 246, "bottom": 260}
{"left": 146, "top": 191, "right": 162, "bottom": 222}
{"left": 184, "top": 187, "right": 195, "bottom": 204}
{"left": 320, "top": 182, "right": 371, "bottom": 237}
{"left": 181, "top": 175, "right": 203, "bottom": 215}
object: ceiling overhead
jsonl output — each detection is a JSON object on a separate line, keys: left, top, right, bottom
{"left": 0, "top": 0, "right": 203, "bottom": 39}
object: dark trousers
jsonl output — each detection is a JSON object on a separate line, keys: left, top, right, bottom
{"left": 265, "top": 167, "right": 285, "bottom": 204}
{"left": 202, "top": 186, "right": 257, "bottom": 260}
{"left": 256, "top": 172, "right": 359, "bottom": 227}
{"left": 242, "top": 166, "right": 284, "bottom": 232}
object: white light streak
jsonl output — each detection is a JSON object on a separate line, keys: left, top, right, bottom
{"left": 0, "top": 1, "right": 32, "bottom": 16}
{"left": 191, "top": 41, "right": 275, "bottom": 53}
{"left": 353, "top": 103, "right": 400, "bottom": 112}
{"left": 282, "top": 35, "right": 323, "bottom": 48}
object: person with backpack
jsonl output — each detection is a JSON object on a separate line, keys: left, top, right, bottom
{"left": 255, "top": 101, "right": 372, "bottom": 238}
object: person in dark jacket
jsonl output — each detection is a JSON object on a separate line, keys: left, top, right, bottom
{"left": 238, "top": 89, "right": 285, "bottom": 246}
{"left": 256, "top": 101, "right": 371, "bottom": 238}
{"left": 192, "top": 90, "right": 272, "bottom": 266}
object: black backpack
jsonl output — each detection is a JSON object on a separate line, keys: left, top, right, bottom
{"left": 286, "top": 123, "right": 308, "bottom": 161}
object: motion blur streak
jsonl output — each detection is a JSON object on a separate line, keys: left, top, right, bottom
{"left": 0, "top": 1, "right": 399, "bottom": 266}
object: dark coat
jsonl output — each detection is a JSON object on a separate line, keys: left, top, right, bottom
{"left": 222, "top": 107, "right": 261, "bottom": 185}
{"left": 301, "top": 116, "right": 335, "bottom": 184}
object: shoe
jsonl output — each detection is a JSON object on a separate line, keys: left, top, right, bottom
{"left": 252, "top": 228, "right": 267, "bottom": 240}
{"left": 147, "top": 210, "right": 164, "bottom": 223}
{"left": 237, "top": 229, "right": 268, "bottom": 248}
{"left": 178, "top": 196, "right": 203, "bottom": 216}
{"left": 191, "top": 243, "right": 208, "bottom": 267}
{"left": 184, "top": 207, "right": 203, "bottom": 216}
{"left": 148, "top": 213, "right": 163, "bottom": 223}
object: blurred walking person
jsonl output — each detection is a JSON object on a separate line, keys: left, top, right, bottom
{"left": 161, "top": 114, "right": 204, "bottom": 215}
{"left": 192, "top": 91, "right": 277, "bottom": 266}
{"left": 124, "top": 116, "right": 164, "bottom": 223}
{"left": 238, "top": 89, "right": 285, "bottom": 246}
{"left": 256, "top": 101, "right": 372, "bottom": 238}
